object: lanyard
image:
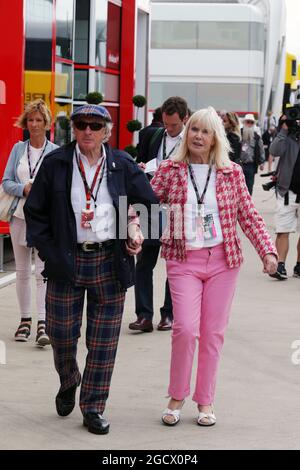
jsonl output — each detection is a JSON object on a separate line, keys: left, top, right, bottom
{"left": 27, "top": 140, "right": 48, "bottom": 179}
{"left": 188, "top": 163, "right": 212, "bottom": 215}
{"left": 162, "top": 132, "right": 180, "bottom": 160}
{"left": 75, "top": 149, "right": 106, "bottom": 209}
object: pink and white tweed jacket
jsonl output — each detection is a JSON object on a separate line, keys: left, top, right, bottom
{"left": 151, "top": 160, "right": 277, "bottom": 267}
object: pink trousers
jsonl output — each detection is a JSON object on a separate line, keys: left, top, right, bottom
{"left": 166, "top": 244, "right": 240, "bottom": 405}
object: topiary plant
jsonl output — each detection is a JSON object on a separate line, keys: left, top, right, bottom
{"left": 59, "top": 117, "right": 70, "bottom": 131}
{"left": 124, "top": 145, "right": 138, "bottom": 158}
{"left": 86, "top": 91, "right": 103, "bottom": 104}
{"left": 132, "top": 95, "right": 147, "bottom": 108}
{"left": 126, "top": 119, "right": 142, "bottom": 133}
{"left": 124, "top": 95, "right": 147, "bottom": 158}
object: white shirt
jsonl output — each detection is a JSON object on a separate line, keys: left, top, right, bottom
{"left": 157, "top": 129, "right": 184, "bottom": 163}
{"left": 71, "top": 144, "right": 115, "bottom": 243}
{"left": 14, "top": 141, "right": 46, "bottom": 219}
{"left": 184, "top": 165, "right": 223, "bottom": 249}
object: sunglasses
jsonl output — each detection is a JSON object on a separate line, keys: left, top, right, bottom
{"left": 74, "top": 121, "right": 104, "bottom": 131}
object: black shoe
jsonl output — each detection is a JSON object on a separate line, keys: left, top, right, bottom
{"left": 128, "top": 317, "right": 153, "bottom": 332}
{"left": 55, "top": 376, "right": 81, "bottom": 417}
{"left": 83, "top": 412, "right": 110, "bottom": 435}
{"left": 157, "top": 317, "right": 173, "bottom": 331}
{"left": 293, "top": 264, "right": 300, "bottom": 278}
{"left": 269, "top": 262, "right": 288, "bottom": 280}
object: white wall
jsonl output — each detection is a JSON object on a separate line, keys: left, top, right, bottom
{"left": 149, "top": 0, "right": 286, "bottom": 119}
{"left": 151, "top": 2, "right": 264, "bottom": 21}
{"left": 150, "top": 50, "right": 264, "bottom": 80}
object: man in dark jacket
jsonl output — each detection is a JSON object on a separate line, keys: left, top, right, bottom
{"left": 129, "top": 96, "right": 188, "bottom": 333}
{"left": 136, "top": 107, "right": 163, "bottom": 164}
{"left": 24, "top": 104, "right": 158, "bottom": 435}
{"left": 262, "top": 125, "right": 277, "bottom": 172}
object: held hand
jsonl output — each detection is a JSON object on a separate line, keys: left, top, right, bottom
{"left": 263, "top": 254, "right": 277, "bottom": 275}
{"left": 138, "top": 162, "right": 146, "bottom": 172}
{"left": 126, "top": 224, "right": 144, "bottom": 256}
{"left": 23, "top": 182, "right": 32, "bottom": 198}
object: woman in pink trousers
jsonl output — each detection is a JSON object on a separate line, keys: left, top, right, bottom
{"left": 151, "top": 107, "right": 277, "bottom": 427}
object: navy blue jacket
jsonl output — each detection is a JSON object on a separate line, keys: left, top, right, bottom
{"left": 136, "top": 123, "right": 164, "bottom": 164}
{"left": 24, "top": 141, "right": 159, "bottom": 289}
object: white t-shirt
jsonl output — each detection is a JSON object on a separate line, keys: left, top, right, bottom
{"left": 71, "top": 144, "right": 115, "bottom": 243}
{"left": 14, "top": 142, "right": 46, "bottom": 219}
{"left": 184, "top": 164, "right": 223, "bottom": 249}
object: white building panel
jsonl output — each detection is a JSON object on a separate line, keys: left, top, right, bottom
{"left": 150, "top": 50, "right": 264, "bottom": 79}
{"left": 149, "top": 0, "right": 286, "bottom": 119}
{"left": 152, "top": 3, "right": 264, "bottom": 22}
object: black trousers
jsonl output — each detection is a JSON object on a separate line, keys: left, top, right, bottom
{"left": 242, "top": 162, "right": 256, "bottom": 195}
{"left": 134, "top": 244, "right": 173, "bottom": 321}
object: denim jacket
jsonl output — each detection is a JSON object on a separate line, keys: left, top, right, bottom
{"left": 2, "top": 140, "right": 58, "bottom": 218}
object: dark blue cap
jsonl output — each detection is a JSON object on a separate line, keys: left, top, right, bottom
{"left": 71, "top": 104, "right": 112, "bottom": 121}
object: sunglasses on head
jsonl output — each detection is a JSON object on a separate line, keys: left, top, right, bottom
{"left": 74, "top": 121, "right": 104, "bottom": 131}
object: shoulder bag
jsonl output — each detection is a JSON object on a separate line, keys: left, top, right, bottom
{"left": 0, "top": 184, "right": 15, "bottom": 222}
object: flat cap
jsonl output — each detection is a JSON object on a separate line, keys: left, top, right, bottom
{"left": 71, "top": 104, "right": 112, "bottom": 121}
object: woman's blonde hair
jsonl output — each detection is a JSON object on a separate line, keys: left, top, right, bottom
{"left": 173, "top": 106, "right": 232, "bottom": 169}
{"left": 15, "top": 99, "right": 52, "bottom": 130}
{"left": 225, "top": 111, "right": 241, "bottom": 138}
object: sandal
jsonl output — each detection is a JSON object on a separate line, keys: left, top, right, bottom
{"left": 14, "top": 320, "right": 31, "bottom": 342}
{"left": 35, "top": 321, "right": 51, "bottom": 347}
{"left": 162, "top": 399, "right": 185, "bottom": 426}
{"left": 197, "top": 405, "right": 216, "bottom": 427}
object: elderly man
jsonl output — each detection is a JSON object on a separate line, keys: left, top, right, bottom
{"left": 241, "top": 113, "right": 265, "bottom": 195}
{"left": 24, "top": 104, "right": 158, "bottom": 434}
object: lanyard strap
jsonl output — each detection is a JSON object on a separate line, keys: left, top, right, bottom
{"left": 75, "top": 149, "right": 106, "bottom": 209}
{"left": 27, "top": 140, "right": 48, "bottom": 179}
{"left": 162, "top": 132, "right": 181, "bottom": 160}
{"left": 188, "top": 163, "right": 212, "bottom": 211}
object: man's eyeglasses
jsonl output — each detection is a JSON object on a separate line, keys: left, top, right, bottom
{"left": 74, "top": 121, "right": 104, "bottom": 131}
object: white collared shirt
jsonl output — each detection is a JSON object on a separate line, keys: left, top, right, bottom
{"left": 71, "top": 144, "right": 115, "bottom": 243}
{"left": 157, "top": 128, "right": 185, "bottom": 163}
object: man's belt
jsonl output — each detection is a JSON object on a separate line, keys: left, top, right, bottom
{"left": 77, "top": 240, "right": 115, "bottom": 252}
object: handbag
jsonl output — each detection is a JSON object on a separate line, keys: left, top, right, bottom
{"left": 0, "top": 184, "right": 15, "bottom": 222}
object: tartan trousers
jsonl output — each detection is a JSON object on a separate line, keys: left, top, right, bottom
{"left": 46, "top": 246, "right": 126, "bottom": 414}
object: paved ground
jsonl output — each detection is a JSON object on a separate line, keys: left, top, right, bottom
{"left": 0, "top": 179, "right": 300, "bottom": 450}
